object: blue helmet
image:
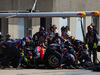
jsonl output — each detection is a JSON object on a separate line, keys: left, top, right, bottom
{"left": 22, "top": 37, "right": 27, "bottom": 41}
{"left": 11, "top": 39, "right": 14, "bottom": 42}
{"left": 68, "top": 36, "right": 75, "bottom": 43}
{"left": 55, "top": 33, "right": 60, "bottom": 37}
{"left": 56, "top": 38, "right": 61, "bottom": 44}
{"left": 28, "top": 36, "right": 32, "bottom": 40}
{"left": 87, "top": 25, "right": 93, "bottom": 32}
{"left": 39, "top": 27, "right": 45, "bottom": 31}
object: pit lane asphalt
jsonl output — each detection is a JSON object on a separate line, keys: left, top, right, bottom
{"left": 0, "top": 69, "right": 100, "bottom": 75}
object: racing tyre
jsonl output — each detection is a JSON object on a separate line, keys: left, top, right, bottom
{"left": 44, "top": 50, "right": 63, "bottom": 69}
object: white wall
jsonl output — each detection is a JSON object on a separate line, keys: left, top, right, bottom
{"left": 59, "top": 18, "right": 68, "bottom": 35}
{"left": 76, "top": 17, "right": 84, "bottom": 41}
{"left": 8, "top": 18, "right": 18, "bottom": 39}
{"left": 32, "top": 18, "right": 40, "bottom": 35}
{"left": 70, "top": 17, "right": 76, "bottom": 37}
{"left": 18, "top": 18, "right": 25, "bottom": 39}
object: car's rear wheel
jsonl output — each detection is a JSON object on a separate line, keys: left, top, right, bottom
{"left": 44, "top": 50, "right": 63, "bottom": 69}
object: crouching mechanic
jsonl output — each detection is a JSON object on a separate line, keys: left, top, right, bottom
{"left": 52, "top": 33, "right": 77, "bottom": 68}
{"left": 68, "top": 36, "right": 90, "bottom": 64}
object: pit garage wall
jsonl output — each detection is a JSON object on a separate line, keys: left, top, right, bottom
{"left": 1, "top": 18, "right": 8, "bottom": 40}
{"left": 8, "top": 18, "right": 40, "bottom": 39}
{"left": 8, "top": 18, "right": 32, "bottom": 39}
{"left": 32, "top": 18, "right": 40, "bottom": 36}
{"left": 8, "top": 18, "right": 18, "bottom": 39}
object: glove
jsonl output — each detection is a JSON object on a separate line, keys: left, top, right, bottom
{"left": 86, "top": 44, "right": 89, "bottom": 50}
{"left": 24, "top": 57, "right": 28, "bottom": 62}
{"left": 93, "top": 43, "right": 97, "bottom": 48}
{"left": 21, "top": 52, "right": 24, "bottom": 57}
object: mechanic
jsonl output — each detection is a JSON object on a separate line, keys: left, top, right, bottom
{"left": 68, "top": 36, "right": 90, "bottom": 64}
{"left": 86, "top": 25, "right": 98, "bottom": 65}
{"left": 33, "top": 27, "right": 48, "bottom": 46}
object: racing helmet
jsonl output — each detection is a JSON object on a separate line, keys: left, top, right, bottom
{"left": 69, "top": 36, "right": 75, "bottom": 43}
{"left": 23, "top": 37, "right": 27, "bottom": 41}
{"left": 39, "top": 27, "right": 45, "bottom": 31}
{"left": 26, "top": 37, "right": 30, "bottom": 42}
{"left": 56, "top": 38, "right": 61, "bottom": 44}
{"left": 87, "top": 25, "right": 93, "bottom": 32}
{"left": 11, "top": 39, "right": 14, "bottom": 42}
{"left": 28, "top": 36, "right": 32, "bottom": 40}
{"left": 55, "top": 33, "right": 60, "bottom": 37}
